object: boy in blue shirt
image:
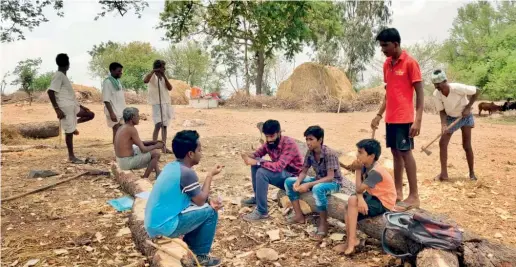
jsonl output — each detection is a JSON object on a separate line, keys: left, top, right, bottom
{"left": 145, "top": 130, "right": 224, "bottom": 266}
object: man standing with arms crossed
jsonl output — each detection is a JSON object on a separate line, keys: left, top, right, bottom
{"left": 102, "top": 62, "right": 126, "bottom": 144}
{"left": 431, "top": 69, "right": 479, "bottom": 181}
{"left": 144, "top": 60, "right": 173, "bottom": 153}
{"left": 370, "top": 28, "right": 424, "bottom": 211}
{"left": 48, "top": 53, "right": 95, "bottom": 164}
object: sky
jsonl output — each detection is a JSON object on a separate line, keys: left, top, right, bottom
{"left": 0, "top": 0, "right": 472, "bottom": 95}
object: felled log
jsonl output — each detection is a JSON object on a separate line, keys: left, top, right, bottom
{"left": 277, "top": 190, "right": 516, "bottom": 267}
{"left": 13, "top": 121, "right": 60, "bottom": 138}
{"left": 111, "top": 163, "right": 193, "bottom": 267}
{"left": 1, "top": 144, "right": 54, "bottom": 153}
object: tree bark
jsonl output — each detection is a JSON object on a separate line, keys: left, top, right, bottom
{"left": 276, "top": 190, "right": 516, "bottom": 267}
{"left": 14, "top": 121, "right": 60, "bottom": 138}
{"left": 255, "top": 50, "right": 265, "bottom": 95}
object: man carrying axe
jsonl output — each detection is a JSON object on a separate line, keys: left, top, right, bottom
{"left": 144, "top": 60, "right": 173, "bottom": 153}
{"left": 431, "top": 69, "right": 479, "bottom": 181}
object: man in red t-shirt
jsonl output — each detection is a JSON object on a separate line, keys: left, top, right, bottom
{"left": 370, "top": 28, "right": 424, "bottom": 211}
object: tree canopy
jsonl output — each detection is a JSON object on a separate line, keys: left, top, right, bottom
{"left": 441, "top": 1, "right": 516, "bottom": 99}
{"left": 0, "top": 0, "right": 148, "bottom": 42}
{"left": 11, "top": 58, "right": 42, "bottom": 103}
{"left": 88, "top": 41, "right": 159, "bottom": 92}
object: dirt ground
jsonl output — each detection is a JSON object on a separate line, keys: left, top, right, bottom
{"left": 2, "top": 103, "right": 516, "bottom": 267}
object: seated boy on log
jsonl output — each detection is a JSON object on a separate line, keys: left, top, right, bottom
{"left": 114, "top": 107, "right": 163, "bottom": 179}
{"left": 145, "top": 130, "right": 224, "bottom": 266}
{"left": 284, "top": 126, "right": 347, "bottom": 241}
{"left": 335, "top": 139, "right": 396, "bottom": 255}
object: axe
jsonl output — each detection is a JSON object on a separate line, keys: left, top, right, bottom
{"left": 421, "top": 117, "right": 463, "bottom": 156}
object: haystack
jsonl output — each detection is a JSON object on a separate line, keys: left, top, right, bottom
{"left": 277, "top": 63, "right": 355, "bottom": 102}
{"left": 169, "top": 79, "right": 190, "bottom": 105}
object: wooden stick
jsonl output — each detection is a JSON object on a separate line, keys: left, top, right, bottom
{"left": 372, "top": 129, "right": 376, "bottom": 139}
{"left": 421, "top": 117, "right": 463, "bottom": 152}
{"left": 337, "top": 96, "right": 343, "bottom": 113}
{"left": 161, "top": 236, "right": 201, "bottom": 267}
{"left": 2, "top": 170, "right": 107, "bottom": 202}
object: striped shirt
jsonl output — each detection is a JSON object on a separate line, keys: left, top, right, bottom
{"left": 179, "top": 164, "right": 201, "bottom": 197}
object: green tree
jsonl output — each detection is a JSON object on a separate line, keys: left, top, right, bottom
{"left": 88, "top": 41, "right": 160, "bottom": 92}
{"left": 11, "top": 58, "right": 42, "bottom": 105}
{"left": 158, "top": 1, "right": 342, "bottom": 95}
{"left": 162, "top": 41, "right": 211, "bottom": 87}
{"left": 441, "top": 1, "right": 516, "bottom": 99}
{"left": 313, "top": 1, "right": 392, "bottom": 83}
{"left": 31, "top": 71, "right": 54, "bottom": 91}
{"left": 1, "top": 0, "right": 148, "bottom": 42}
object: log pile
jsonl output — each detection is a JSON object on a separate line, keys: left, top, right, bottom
{"left": 111, "top": 163, "right": 194, "bottom": 267}
{"left": 276, "top": 190, "right": 516, "bottom": 267}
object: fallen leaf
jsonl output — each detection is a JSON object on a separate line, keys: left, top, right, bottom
{"left": 266, "top": 229, "right": 280, "bottom": 241}
{"left": 329, "top": 233, "right": 345, "bottom": 241}
{"left": 53, "top": 249, "right": 68, "bottom": 255}
{"left": 22, "top": 259, "right": 39, "bottom": 267}
{"left": 494, "top": 232, "right": 503, "bottom": 238}
{"left": 466, "top": 193, "right": 476, "bottom": 198}
{"left": 95, "top": 232, "right": 105, "bottom": 243}
{"left": 116, "top": 227, "right": 131, "bottom": 237}
{"left": 238, "top": 207, "right": 252, "bottom": 214}
{"left": 84, "top": 246, "right": 94, "bottom": 252}
{"left": 223, "top": 215, "right": 237, "bottom": 221}
{"left": 495, "top": 208, "right": 508, "bottom": 215}
{"left": 273, "top": 262, "right": 282, "bottom": 267}
{"left": 256, "top": 248, "right": 279, "bottom": 261}
{"left": 9, "top": 260, "right": 19, "bottom": 267}
{"left": 236, "top": 251, "right": 254, "bottom": 258}
{"left": 231, "top": 197, "right": 242, "bottom": 205}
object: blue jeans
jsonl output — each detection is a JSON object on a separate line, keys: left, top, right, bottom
{"left": 284, "top": 177, "right": 340, "bottom": 212}
{"left": 251, "top": 165, "right": 292, "bottom": 215}
{"left": 168, "top": 206, "right": 218, "bottom": 256}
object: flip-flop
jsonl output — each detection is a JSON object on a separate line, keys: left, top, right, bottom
{"left": 393, "top": 201, "right": 419, "bottom": 212}
{"left": 309, "top": 230, "right": 327, "bottom": 241}
{"left": 284, "top": 215, "right": 305, "bottom": 225}
{"left": 70, "top": 158, "right": 86, "bottom": 164}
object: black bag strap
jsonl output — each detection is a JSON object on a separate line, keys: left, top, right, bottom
{"left": 381, "top": 226, "right": 413, "bottom": 258}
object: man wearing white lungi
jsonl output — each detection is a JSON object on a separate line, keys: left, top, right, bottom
{"left": 47, "top": 53, "right": 95, "bottom": 164}
{"left": 102, "top": 62, "right": 126, "bottom": 144}
{"left": 144, "top": 59, "right": 173, "bottom": 153}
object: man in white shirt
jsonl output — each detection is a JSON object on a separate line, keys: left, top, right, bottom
{"left": 143, "top": 60, "right": 173, "bottom": 153}
{"left": 102, "top": 62, "right": 126, "bottom": 143}
{"left": 47, "top": 53, "right": 95, "bottom": 164}
{"left": 431, "top": 69, "right": 479, "bottom": 181}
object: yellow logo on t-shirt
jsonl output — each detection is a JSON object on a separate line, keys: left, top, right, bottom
{"left": 395, "top": 70, "right": 404, "bottom": 76}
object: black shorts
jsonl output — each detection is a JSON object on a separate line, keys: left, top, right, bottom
{"left": 386, "top": 123, "right": 414, "bottom": 151}
{"left": 357, "top": 192, "right": 388, "bottom": 221}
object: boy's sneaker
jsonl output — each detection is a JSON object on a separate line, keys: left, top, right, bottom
{"left": 242, "top": 209, "right": 270, "bottom": 222}
{"left": 196, "top": 255, "right": 221, "bottom": 266}
{"left": 241, "top": 197, "right": 256, "bottom": 207}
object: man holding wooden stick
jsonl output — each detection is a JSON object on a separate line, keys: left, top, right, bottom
{"left": 144, "top": 60, "right": 173, "bottom": 153}
{"left": 47, "top": 53, "right": 95, "bottom": 164}
{"left": 431, "top": 70, "right": 479, "bottom": 181}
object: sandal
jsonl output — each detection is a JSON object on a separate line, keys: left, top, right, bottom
{"left": 70, "top": 158, "right": 86, "bottom": 164}
{"left": 309, "top": 230, "right": 327, "bottom": 241}
{"left": 284, "top": 215, "right": 305, "bottom": 225}
{"left": 393, "top": 201, "right": 419, "bottom": 212}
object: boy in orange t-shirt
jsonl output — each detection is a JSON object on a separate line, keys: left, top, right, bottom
{"left": 370, "top": 28, "right": 424, "bottom": 212}
{"left": 335, "top": 139, "right": 396, "bottom": 255}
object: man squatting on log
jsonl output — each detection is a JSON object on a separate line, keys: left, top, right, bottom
{"left": 431, "top": 69, "right": 479, "bottom": 181}
{"left": 240, "top": 119, "right": 304, "bottom": 221}
{"left": 47, "top": 53, "right": 95, "bottom": 164}
{"left": 102, "top": 62, "right": 127, "bottom": 144}
{"left": 284, "top": 126, "right": 355, "bottom": 241}
{"left": 143, "top": 59, "right": 174, "bottom": 154}
{"left": 144, "top": 130, "right": 224, "bottom": 266}
{"left": 114, "top": 107, "right": 163, "bottom": 179}
{"left": 370, "top": 28, "right": 425, "bottom": 212}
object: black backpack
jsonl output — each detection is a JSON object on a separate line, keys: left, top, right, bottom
{"left": 381, "top": 212, "right": 463, "bottom": 258}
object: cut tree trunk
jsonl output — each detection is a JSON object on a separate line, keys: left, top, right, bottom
{"left": 276, "top": 190, "right": 516, "bottom": 267}
{"left": 14, "top": 121, "right": 59, "bottom": 138}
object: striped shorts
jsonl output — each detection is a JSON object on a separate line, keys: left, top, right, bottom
{"left": 446, "top": 114, "right": 474, "bottom": 133}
